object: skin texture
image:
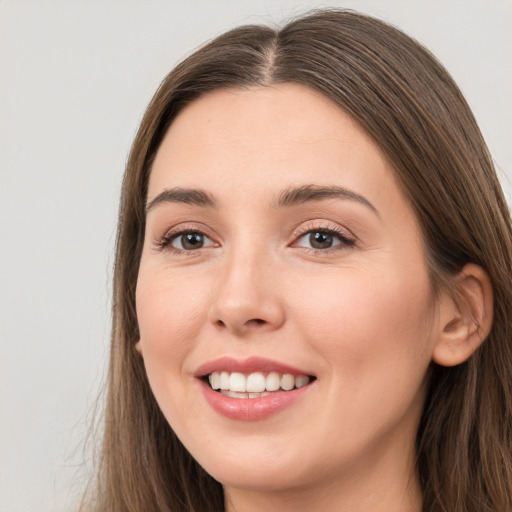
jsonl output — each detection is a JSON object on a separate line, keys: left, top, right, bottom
{"left": 135, "top": 84, "right": 486, "bottom": 511}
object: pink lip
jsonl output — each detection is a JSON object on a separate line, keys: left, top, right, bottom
{"left": 195, "top": 356, "right": 313, "bottom": 377}
{"left": 198, "top": 380, "right": 313, "bottom": 421}
{"left": 195, "top": 356, "right": 315, "bottom": 421}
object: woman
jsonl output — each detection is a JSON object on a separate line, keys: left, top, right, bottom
{"left": 84, "top": 9, "right": 512, "bottom": 512}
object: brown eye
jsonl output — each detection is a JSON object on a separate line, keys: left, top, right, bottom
{"left": 309, "top": 231, "right": 334, "bottom": 249}
{"left": 294, "top": 228, "right": 355, "bottom": 251}
{"left": 171, "top": 232, "right": 211, "bottom": 251}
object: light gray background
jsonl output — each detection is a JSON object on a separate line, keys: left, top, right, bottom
{"left": 1, "top": 1, "right": 511, "bottom": 511}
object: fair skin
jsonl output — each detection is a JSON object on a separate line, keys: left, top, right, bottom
{"left": 135, "top": 84, "right": 491, "bottom": 512}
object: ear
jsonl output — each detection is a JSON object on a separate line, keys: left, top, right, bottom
{"left": 432, "top": 263, "right": 493, "bottom": 367}
{"left": 134, "top": 340, "right": 143, "bottom": 354}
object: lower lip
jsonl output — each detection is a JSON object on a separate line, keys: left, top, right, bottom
{"left": 199, "top": 380, "right": 312, "bottom": 421}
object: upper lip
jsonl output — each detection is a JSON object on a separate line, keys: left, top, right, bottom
{"left": 195, "top": 356, "right": 314, "bottom": 378}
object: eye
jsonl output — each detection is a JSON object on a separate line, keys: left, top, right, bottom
{"left": 294, "top": 228, "right": 355, "bottom": 251}
{"left": 161, "top": 230, "right": 216, "bottom": 251}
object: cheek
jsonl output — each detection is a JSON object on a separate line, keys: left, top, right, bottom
{"left": 287, "top": 267, "right": 435, "bottom": 463}
{"left": 291, "top": 264, "right": 435, "bottom": 387}
{"left": 135, "top": 267, "right": 209, "bottom": 374}
{"left": 135, "top": 266, "right": 215, "bottom": 432}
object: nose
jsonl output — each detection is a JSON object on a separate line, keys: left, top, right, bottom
{"left": 208, "top": 247, "right": 285, "bottom": 336}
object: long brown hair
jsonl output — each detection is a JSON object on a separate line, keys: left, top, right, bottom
{"left": 83, "top": 9, "right": 512, "bottom": 512}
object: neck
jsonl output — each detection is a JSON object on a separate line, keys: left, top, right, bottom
{"left": 224, "top": 440, "right": 423, "bottom": 512}
{"left": 225, "top": 474, "right": 422, "bottom": 512}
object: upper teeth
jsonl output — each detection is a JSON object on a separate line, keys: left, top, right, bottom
{"left": 208, "top": 371, "right": 310, "bottom": 393}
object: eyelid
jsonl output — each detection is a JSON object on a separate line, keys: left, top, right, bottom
{"left": 292, "top": 220, "right": 355, "bottom": 239}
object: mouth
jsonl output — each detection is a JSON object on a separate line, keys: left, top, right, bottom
{"left": 196, "top": 357, "right": 316, "bottom": 420}
{"left": 196, "top": 356, "right": 317, "bottom": 399}
{"left": 203, "top": 371, "right": 315, "bottom": 399}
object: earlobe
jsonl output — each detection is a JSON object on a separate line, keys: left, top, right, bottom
{"left": 432, "top": 263, "right": 493, "bottom": 367}
{"left": 135, "top": 340, "right": 143, "bottom": 354}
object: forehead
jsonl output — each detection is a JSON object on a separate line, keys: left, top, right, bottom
{"left": 148, "top": 84, "right": 402, "bottom": 213}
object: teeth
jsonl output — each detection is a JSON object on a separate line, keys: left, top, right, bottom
{"left": 266, "top": 372, "right": 281, "bottom": 391}
{"left": 210, "top": 372, "right": 220, "bottom": 390}
{"left": 295, "top": 375, "right": 310, "bottom": 389}
{"left": 229, "top": 372, "right": 246, "bottom": 392}
{"left": 247, "top": 372, "right": 266, "bottom": 392}
{"left": 219, "top": 371, "right": 230, "bottom": 390}
{"left": 221, "top": 390, "right": 272, "bottom": 399}
{"left": 208, "top": 371, "right": 311, "bottom": 394}
{"left": 280, "top": 374, "right": 295, "bottom": 391}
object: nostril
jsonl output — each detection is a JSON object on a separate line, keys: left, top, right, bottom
{"left": 248, "top": 318, "right": 266, "bottom": 326}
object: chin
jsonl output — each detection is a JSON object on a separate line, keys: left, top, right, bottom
{"left": 207, "top": 463, "right": 307, "bottom": 493}
{"left": 189, "top": 437, "right": 311, "bottom": 491}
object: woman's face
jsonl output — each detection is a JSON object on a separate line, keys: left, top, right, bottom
{"left": 136, "top": 84, "right": 443, "bottom": 496}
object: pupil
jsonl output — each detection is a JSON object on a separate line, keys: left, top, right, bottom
{"left": 182, "top": 233, "right": 204, "bottom": 250}
{"left": 310, "top": 231, "right": 333, "bottom": 249}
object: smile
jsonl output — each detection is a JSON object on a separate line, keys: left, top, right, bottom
{"left": 196, "top": 357, "right": 316, "bottom": 420}
{"left": 208, "top": 371, "right": 311, "bottom": 398}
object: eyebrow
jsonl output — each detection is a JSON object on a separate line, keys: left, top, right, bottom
{"left": 145, "top": 184, "right": 378, "bottom": 215}
{"left": 274, "top": 184, "right": 379, "bottom": 215}
{"left": 145, "top": 188, "right": 217, "bottom": 212}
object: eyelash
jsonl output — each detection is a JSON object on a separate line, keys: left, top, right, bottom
{"left": 154, "top": 223, "right": 356, "bottom": 254}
